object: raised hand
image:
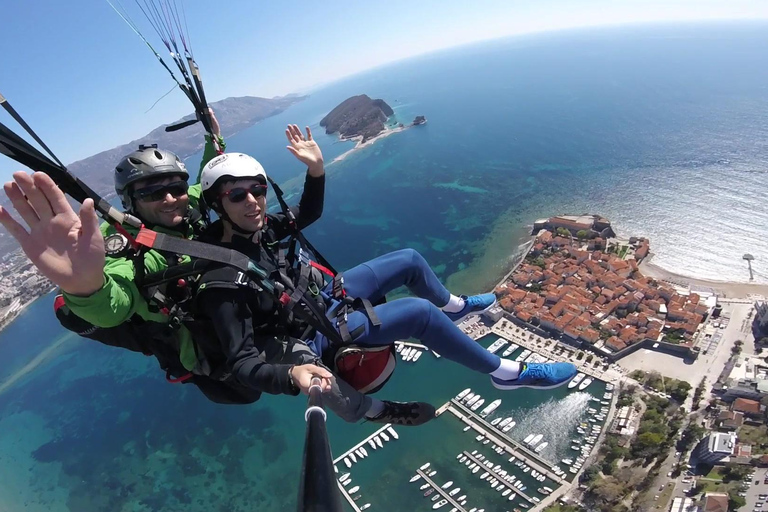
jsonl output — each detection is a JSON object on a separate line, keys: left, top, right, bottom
{"left": 285, "top": 124, "right": 324, "bottom": 177}
{"left": 0, "top": 172, "right": 105, "bottom": 296}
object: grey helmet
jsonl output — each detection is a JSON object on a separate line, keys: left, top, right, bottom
{"left": 114, "top": 144, "right": 189, "bottom": 210}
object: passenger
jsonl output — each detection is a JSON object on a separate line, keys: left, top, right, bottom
{"left": 193, "top": 124, "right": 578, "bottom": 423}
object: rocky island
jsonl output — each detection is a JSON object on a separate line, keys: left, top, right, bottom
{"left": 320, "top": 94, "right": 395, "bottom": 142}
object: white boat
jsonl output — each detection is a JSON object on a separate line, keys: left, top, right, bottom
{"left": 396, "top": 343, "right": 403, "bottom": 352}
{"left": 529, "top": 434, "right": 543, "bottom": 446}
{"left": 409, "top": 475, "right": 421, "bottom": 483}
{"left": 401, "top": 347, "right": 411, "bottom": 359}
{"left": 441, "top": 480, "right": 454, "bottom": 489}
{"left": 413, "top": 350, "right": 422, "bottom": 362}
{"left": 428, "top": 470, "right": 437, "bottom": 477}
{"left": 502, "top": 489, "right": 511, "bottom": 497}
{"left": 349, "top": 485, "right": 360, "bottom": 494}
{"left": 486, "top": 338, "right": 508, "bottom": 354}
{"left": 342, "top": 479, "right": 352, "bottom": 487}
{"left": 456, "top": 453, "right": 463, "bottom": 460}
{"left": 463, "top": 425, "right": 471, "bottom": 432}
{"left": 432, "top": 499, "right": 448, "bottom": 510}
{"left": 420, "top": 483, "right": 430, "bottom": 490}
{"left": 404, "top": 349, "right": 414, "bottom": 362}
{"left": 480, "top": 399, "right": 502, "bottom": 417}
{"left": 420, "top": 462, "right": 431, "bottom": 470}
{"left": 387, "top": 426, "right": 398, "bottom": 439}
{"left": 516, "top": 349, "right": 531, "bottom": 361}
{"left": 344, "top": 458, "right": 351, "bottom": 468}
{"left": 339, "top": 473, "right": 350, "bottom": 482}
{"left": 360, "top": 447, "right": 368, "bottom": 457}
{"left": 502, "top": 343, "right": 519, "bottom": 357}
{"left": 466, "top": 395, "right": 481, "bottom": 407}
{"left": 375, "top": 436, "right": 383, "bottom": 448}
{"left": 568, "top": 373, "right": 585, "bottom": 389}
{"left": 535, "top": 442, "right": 549, "bottom": 453}
{"left": 449, "top": 488, "right": 461, "bottom": 496}
{"left": 523, "top": 434, "right": 535, "bottom": 444}
{"left": 471, "top": 399, "right": 485, "bottom": 411}
{"left": 350, "top": 453, "right": 357, "bottom": 464}
{"left": 578, "top": 377, "right": 594, "bottom": 391}
{"left": 334, "top": 465, "right": 338, "bottom": 474}
{"left": 456, "top": 388, "right": 471, "bottom": 400}
{"left": 355, "top": 448, "right": 364, "bottom": 458}
{"left": 491, "top": 417, "right": 502, "bottom": 426}
{"left": 360, "top": 505, "right": 371, "bottom": 511}
{"left": 458, "top": 494, "right": 466, "bottom": 501}
{"left": 471, "top": 466, "right": 479, "bottom": 473}
{"left": 368, "top": 439, "right": 376, "bottom": 450}
{"left": 381, "top": 432, "right": 389, "bottom": 442}
{"left": 502, "top": 421, "right": 516, "bottom": 432}
{"left": 499, "top": 417, "right": 513, "bottom": 428}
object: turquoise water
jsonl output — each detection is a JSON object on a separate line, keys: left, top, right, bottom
{"left": 1, "top": 21, "right": 768, "bottom": 511}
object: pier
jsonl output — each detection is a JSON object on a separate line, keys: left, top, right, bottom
{"left": 416, "top": 468, "right": 468, "bottom": 512}
{"left": 333, "top": 423, "right": 398, "bottom": 512}
{"left": 461, "top": 450, "right": 534, "bottom": 504}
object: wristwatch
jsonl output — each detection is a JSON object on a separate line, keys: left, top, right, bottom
{"left": 287, "top": 365, "right": 300, "bottom": 393}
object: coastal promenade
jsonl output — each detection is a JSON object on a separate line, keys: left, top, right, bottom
{"left": 489, "top": 320, "right": 622, "bottom": 383}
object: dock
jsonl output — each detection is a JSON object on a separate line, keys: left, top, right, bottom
{"left": 333, "top": 423, "right": 398, "bottom": 512}
{"left": 416, "top": 468, "right": 468, "bottom": 512}
{"left": 461, "top": 450, "right": 534, "bottom": 504}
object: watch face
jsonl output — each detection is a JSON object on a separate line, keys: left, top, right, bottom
{"left": 104, "top": 233, "right": 129, "bottom": 256}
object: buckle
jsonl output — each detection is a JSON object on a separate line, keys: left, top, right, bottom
{"left": 298, "top": 248, "right": 311, "bottom": 266}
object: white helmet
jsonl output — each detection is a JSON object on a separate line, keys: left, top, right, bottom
{"left": 201, "top": 152, "right": 267, "bottom": 212}
{"left": 201, "top": 152, "right": 267, "bottom": 192}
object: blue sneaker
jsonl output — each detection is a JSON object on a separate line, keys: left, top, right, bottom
{"left": 444, "top": 293, "right": 497, "bottom": 323}
{"left": 491, "top": 362, "right": 578, "bottom": 390}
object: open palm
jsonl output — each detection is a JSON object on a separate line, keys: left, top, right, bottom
{"left": 0, "top": 172, "right": 105, "bottom": 296}
{"left": 285, "top": 124, "right": 323, "bottom": 170}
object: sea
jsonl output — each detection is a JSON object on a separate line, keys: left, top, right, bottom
{"left": 0, "top": 20, "right": 767, "bottom": 511}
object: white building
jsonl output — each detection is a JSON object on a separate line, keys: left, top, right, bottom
{"left": 692, "top": 432, "right": 736, "bottom": 464}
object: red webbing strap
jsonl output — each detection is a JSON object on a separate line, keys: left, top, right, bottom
{"left": 166, "top": 371, "right": 193, "bottom": 383}
{"left": 309, "top": 260, "right": 335, "bottom": 278}
{"left": 114, "top": 222, "right": 142, "bottom": 251}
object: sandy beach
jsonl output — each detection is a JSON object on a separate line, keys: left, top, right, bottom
{"left": 640, "top": 254, "right": 768, "bottom": 299}
{"left": 330, "top": 124, "right": 409, "bottom": 164}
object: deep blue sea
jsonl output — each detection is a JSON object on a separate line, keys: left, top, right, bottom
{"left": 1, "top": 21, "right": 768, "bottom": 511}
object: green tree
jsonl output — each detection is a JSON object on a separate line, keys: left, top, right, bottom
{"left": 723, "top": 463, "right": 751, "bottom": 482}
{"left": 576, "top": 229, "right": 589, "bottom": 239}
{"left": 680, "top": 422, "right": 705, "bottom": 451}
{"left": 670, "top": 381, "right": 692, "bottom": 403}
{"left": 728, "top": 490, "right": 747, "bottom": 510}
{"left": 556, "top": 227, "right": 570, "bottom": 237}
{"left": 631, "top": 432, "right": 666, "bottom": 459}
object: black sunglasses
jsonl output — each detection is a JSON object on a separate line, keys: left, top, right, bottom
{"left": 219, "top": 183, "right": 268, "bottom": 203}
{"left": 134, "top": 181, "right": 189, "bottom": 202}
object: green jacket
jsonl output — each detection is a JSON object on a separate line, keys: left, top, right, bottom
{"left": 64, "top": 134, "right": 225, "bottom": 370}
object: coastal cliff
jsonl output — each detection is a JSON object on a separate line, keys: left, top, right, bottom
{"left": 320, "top": 95, "right": 394, "bottom": 142}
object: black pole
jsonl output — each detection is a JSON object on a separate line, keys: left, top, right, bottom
{"left": 297, "top": 378, "right": 343, "bottom": 512}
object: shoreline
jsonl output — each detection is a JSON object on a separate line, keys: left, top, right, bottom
{"left": 329, "top": 124, "right": 409, "bottom": 164}
{"left": 639, "top": 253, "right": 768, "bottom": 299}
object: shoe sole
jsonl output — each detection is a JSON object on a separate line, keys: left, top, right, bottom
{"left": 450, "top": 299, "right": 497, "bottom": 325}
{"left": 491, "top": 377, "right": 574, "bottom": 391}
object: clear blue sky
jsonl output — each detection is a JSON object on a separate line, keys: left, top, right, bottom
{"left": 1, "top": 0, "right": 766, "bottom": 179}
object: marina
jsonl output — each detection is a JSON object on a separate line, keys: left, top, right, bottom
{"left": 440, "top": 399, "right": 568, "bottom": 485}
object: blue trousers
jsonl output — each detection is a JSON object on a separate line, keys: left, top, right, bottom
{"left": 309, "top": 248, "right": 500, "bottom": 374}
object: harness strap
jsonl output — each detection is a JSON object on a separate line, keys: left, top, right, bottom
{"left": 135, "top": 228, "right": 274, "bottom": 293}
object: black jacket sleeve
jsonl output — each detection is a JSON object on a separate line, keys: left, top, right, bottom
{"left": 271, "top": 173, "right": 325, "bottom": 240}
{"left": 199, "top": 287, "right": 300, "bottom": 396}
